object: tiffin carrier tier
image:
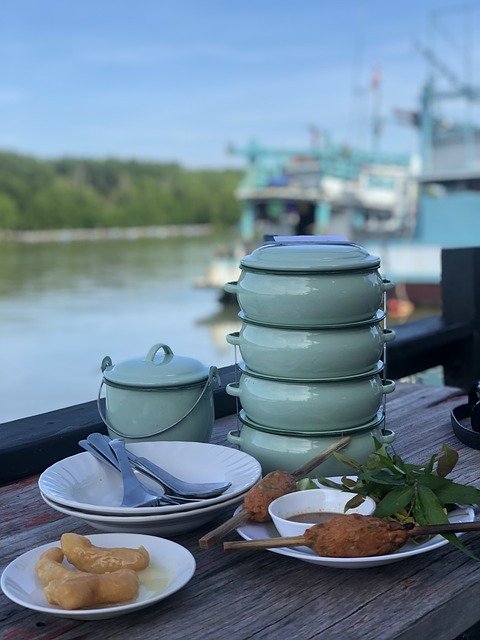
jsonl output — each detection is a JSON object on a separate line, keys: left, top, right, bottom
{"left": 223, "top": 236, "right": 396, "bottom": 478}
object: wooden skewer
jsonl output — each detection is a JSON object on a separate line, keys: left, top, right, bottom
{"left": 224, "top": 535, "right": 305, "bottom": 551}
{"left": 223, "top": 520, "right": 480, "bottom": 552}
{"left": 409, "top": 521, "right": 480, "bottom": 536}
{"left": 198, "top": 436, "right": 351, "bottom": 549}
{"left": 289, "top": 436, "right": 352, "bottom": 480}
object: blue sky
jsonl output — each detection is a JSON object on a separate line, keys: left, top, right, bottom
{"left": 0, "top": 0, "right": 477, "bottom": 167}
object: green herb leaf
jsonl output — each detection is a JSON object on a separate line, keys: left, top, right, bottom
{"left": 374, "top": 486, "right": 415, "bottom": 517}
{"left": 341, "top": 476, "right": 357, "bottom": 489}
{"left": 436, "top": 445, "right": 459, "bottom": 477}
{"left": 441, "top": 534, "right": 480, "bottom": 561}
{"left": 372, "top": 437, "right": 384, "bottom": 451}
{"left": 392, "top": 453, "right": 407, "bottom": 473}
{"left": 344, "top": 494, "right": 366, "bottom": 510}
{"left": 332, "top": 451, "right": 364, "bottom": 471}
{"left": 359, "top": 469, "right": 405, "bottom": 486}
{"left": 314, "top": 476, "right": 345, "bottom": 490}
{"left": 434, "top": 480, "right": 480, "bottom": 506}
{"left": 296, "top": 478, "right": 317, "bottom": 491}
{"left": 413, "top": 485, "right": 448, "bottom": 525}
{"left": 412, "top": 473, "right": 450, "bottom": 491}
{"left": 424, "top": 454, "right": 437, "bottom": 475}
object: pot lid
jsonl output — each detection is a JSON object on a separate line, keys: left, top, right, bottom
{"left": 101, "top": 343, "right": 210, "bottom": 388}
{"left": 240, "top": 237, "right": 380, "bottom": 273}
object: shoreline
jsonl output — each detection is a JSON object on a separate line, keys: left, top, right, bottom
{"left": 0, "top": 224, "right": 213, "bottom": 244}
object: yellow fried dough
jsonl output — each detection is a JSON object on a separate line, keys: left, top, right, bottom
{"left": 60, "top": 533, "right": 149, "bottom": 573}
{"left": 35, "top": 547, "right": 80, "bottom": 586}
{"left": 44, "top": 569, "right": 139, "bottom": 609}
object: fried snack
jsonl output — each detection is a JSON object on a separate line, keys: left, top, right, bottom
{"left": 44, "top": 569, "right": 139, "bottom": 609}
{"left": 303, "top": 514, "right": 410, "bottom": 557}
{"left": 242, "top": 470, "right": 297, "bottom": 522}
{"left": 60, "top": 533, "right": 149, "bottom": 573}
{"left": 35, "top": 547, "right": 81, "bottom": 586}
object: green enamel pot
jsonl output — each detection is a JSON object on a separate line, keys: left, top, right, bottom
{"left": 226, "top": 364, "right": 395, "bottom": 432}
{"left": 223, "top": 241, "right": 394, "bottom": 327}
{"left": 226, "top": 311, "right": 395, "bottom": 379}
{"left": 98, "top": 343, "right": 220, "bottom": 443}
{"left": 227, "top": 410, "right": 395, "bottom": 477}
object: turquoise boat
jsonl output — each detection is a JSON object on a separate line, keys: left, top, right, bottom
{"left": 202, "top": 15, "right": 480, "bottom": 312}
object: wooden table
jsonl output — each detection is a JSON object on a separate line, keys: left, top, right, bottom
{"left": 2, "top": 383, "right": 480, "bottom": 640}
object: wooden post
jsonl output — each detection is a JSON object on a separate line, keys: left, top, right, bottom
{"left": 441, "top": 247, "right": 480, "bottom": 389}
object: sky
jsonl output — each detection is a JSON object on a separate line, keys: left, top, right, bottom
{"left": 0, "top": 0, "right": 478, "bottom": 167}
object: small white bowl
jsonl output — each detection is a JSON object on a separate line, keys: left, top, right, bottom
{"left": 268, "top": 488, "right": 376, "bottom": 538}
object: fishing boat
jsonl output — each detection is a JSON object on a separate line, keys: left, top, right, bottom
{"left": 200, "top": 10, "right": 480, "bottom": 316}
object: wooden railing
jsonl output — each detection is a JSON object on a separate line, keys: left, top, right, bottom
{"left": 2, "top": 246, "right": 479, "bottom": 485}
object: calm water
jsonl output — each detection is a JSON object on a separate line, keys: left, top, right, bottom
{"left": 0, "top": 235, "right": 242, "bottom": 422}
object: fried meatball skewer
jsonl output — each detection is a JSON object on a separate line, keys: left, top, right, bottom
{"left": 223, "top": 514, "right": 480, "bottom": 557}
{"left": 198, "top": 436, "right": 350, "bottom": 549}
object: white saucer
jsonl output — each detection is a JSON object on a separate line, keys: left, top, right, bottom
{"left": 0, "top": 533, "right": 195, "bottom": 620}
{"left": 234, "top": 506, "right": 475, "bottom": 569}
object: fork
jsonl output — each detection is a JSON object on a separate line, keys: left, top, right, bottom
{"left": 108, "top": 438, "right": 166, "bottom": 508}
{"left": 78, "top": 436, "right": 188, "bottom": 506}
{"left": 99, "top": 434, "right": 231, "bottom": 498}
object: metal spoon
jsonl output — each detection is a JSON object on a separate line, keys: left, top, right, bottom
{"left": 100, "top": 434, "right": 232, "bottom": 498}
{"left": 79, "top": 437, "right": 188, "bottom": 506}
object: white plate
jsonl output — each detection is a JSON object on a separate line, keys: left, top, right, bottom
{"left": 39, "top": 441, "right": 261, "bottom": 515}
{"left": 235, "top": 506, "right": 475, "bottom": 569}
{"left": 0, "top": 533, "right": 195, "bottom": 620}
{"left": 41, "top": 491, "right": 243, "bottom": 535}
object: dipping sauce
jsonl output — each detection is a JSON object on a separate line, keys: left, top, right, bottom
{"left": 286, "top": 512, "right": 345, "bottom": 524}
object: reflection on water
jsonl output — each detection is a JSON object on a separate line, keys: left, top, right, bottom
{"left": 0, "top": 236, "right": 241, "bottom": 423}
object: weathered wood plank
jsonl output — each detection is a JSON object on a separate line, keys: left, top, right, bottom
{"left": 1, "top": 383, "right": 479, "bottom": 640}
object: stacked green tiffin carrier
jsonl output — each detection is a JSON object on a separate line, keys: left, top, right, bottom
{"left": 224, "top": 237, "right": 396, "bottom": 477}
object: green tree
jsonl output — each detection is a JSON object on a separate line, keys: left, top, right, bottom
{"left": 0, "top": 151, "right": 242, "bottom": 231}
{"left": 0, "top": 193, "right": 20, "bottom": 229}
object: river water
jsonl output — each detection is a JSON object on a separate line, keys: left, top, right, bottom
{"left": 1, "top": 234, "right": 443, "bottom": 423}
{"left": 0, "top": 235, "right": 242, "bottom": 423}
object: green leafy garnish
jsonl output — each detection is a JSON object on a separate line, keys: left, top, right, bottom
{"left": 309, "top": 440, "right": 480, "bottom": 560}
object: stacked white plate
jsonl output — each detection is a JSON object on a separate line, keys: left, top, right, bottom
{"left": 39, "top": 441, "right": 262, "bottom": 535}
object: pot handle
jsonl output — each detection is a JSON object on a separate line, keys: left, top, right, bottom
{"left": 145, "top": 343, "right": 174, "bottom": 362}
{"left": 226, "top": 332, "right": 240, "bottom": 346}
{"left": 97, "top": 379, "right": 113, "bottom": 431}
{"left": 382, "top": 379, "right": 396, "bottom": 395}
{"left": 97, "top": 366, "right": 220, "bottom": 440}
{"left": 101, "top": 356, "right": 113, "bottom": 372}
{"left": 224, "top": 281, "right": 238, "bottom": 294}
{"left": 381, "top": 278, "right": 395, "bottom": 292}
{"left": 226, "top": 382, "right": 240, "bottom": 397}
{"left": 380, "top": 429, "right": 395, "bottom": 445}
{"left": 227, "top": 430, "right": 242, "bottom": 446}
{"left": 382, "top": 329, "right": 396, "bottom": 343}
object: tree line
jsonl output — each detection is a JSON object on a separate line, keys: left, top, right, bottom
{"left": 0, "top": 151, "right": 242, "bottom": 230}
